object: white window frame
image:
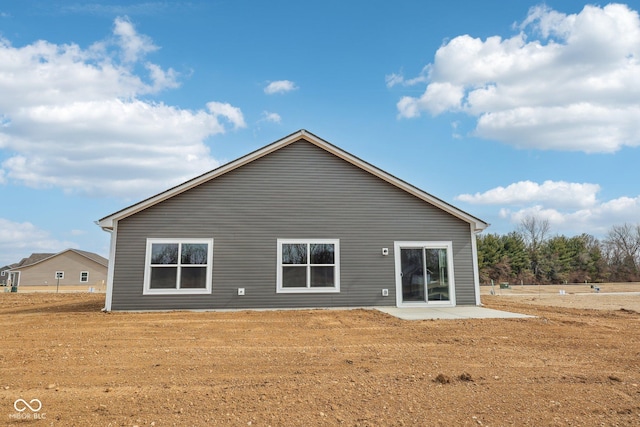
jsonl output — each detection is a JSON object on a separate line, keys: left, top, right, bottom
{"left": 80, "top": 271, "right": 89, "bottom": 283}
{"left": 143, "top": 238, "right": 214, "bottom": 295}
{"left": 276, "top": 238, "right": 340, "bottom": 293}
{"left": 55, "top": 271, "right": 64, "bottom": 279}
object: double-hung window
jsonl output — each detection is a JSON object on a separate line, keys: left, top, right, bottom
{"left": 143, "top": 238, "right": 213, "bottom": 295}
{"left": 80, "top": 271, "right": 89, "bottom": 283}
{"left": 276, "top": 239, "right": 340, "bottom": 293}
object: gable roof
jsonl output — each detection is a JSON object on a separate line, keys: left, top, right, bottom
{"left": 12, "top": 253, "right": 55, "bottom": 269}
{"left": 98, "top": 129, "right": 489, "bottom": 231}
{"left": 71, "top": 249, "right": 109, "bottom": 267}
{"left": 8, "top": 249, "right": 108, "bottom": 271}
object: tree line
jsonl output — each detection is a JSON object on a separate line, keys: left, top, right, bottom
{"left": 477, "top": 216, "right": 640, "bottom": 285}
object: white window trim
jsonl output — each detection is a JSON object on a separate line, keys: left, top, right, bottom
{"left": 8, "top": 271, "right": 19, "bottom": 286}
{"left": 394, "top": 241, "right": 456, "bottom": 307}
{"left": 276, "top": 238, "right": 340, "bottom": 293}
{"left": 143, "top": 238, "right": 214, "bottom": 295}
{"left": 80, "top": 271, "right": 89, "bottom": 283}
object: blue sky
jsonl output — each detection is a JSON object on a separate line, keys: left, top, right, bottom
{"left": 1, "top": 0, "right": 640, "bottom": 266}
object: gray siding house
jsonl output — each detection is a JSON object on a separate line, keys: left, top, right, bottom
{"left": 98, "top": 130, "right": 488, "bottom": 311}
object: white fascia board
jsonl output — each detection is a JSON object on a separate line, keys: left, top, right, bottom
{"left": 103, "top": 225, "right": 116, "bottom": 311}
{"left": 470, "top": 223, "right": 483, "bottom": 306}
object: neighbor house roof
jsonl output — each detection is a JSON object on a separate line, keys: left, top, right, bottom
{"left": 11, "top": 253, "right": 55, "bottom": 269}
{"left": 71, "top": 249, "right": 109, "bottom": 267}
{"left": 8, "top": 249, "right": 108, "bottom": 271}
{"left": 98, "top": 129, "right": 489, "bottom": 231}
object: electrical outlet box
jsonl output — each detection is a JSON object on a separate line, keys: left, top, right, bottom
{"left": 382, "top": 248, "right": 389, "bottom": 256}
{"left": 237, "top": 288, "right": 245, "bottom": 296}
{"left": 382, "top": 289, "right": 389, "bottom": 296}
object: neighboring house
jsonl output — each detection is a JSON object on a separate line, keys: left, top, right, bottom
{"left": 1, "top": 264, "right": 13, "bottom": 285}
{"left": 5, "top": 253, "right": 53, "bottom": 288}
{"left": 7, "top": 249, "right": 108, "bottom": 288}
{"left": 98, "top": 130, "right": 488, "bottom": 311}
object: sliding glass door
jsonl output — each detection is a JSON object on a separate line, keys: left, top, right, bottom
{"left": 395, "top": 242, "right": 455, "bottom": 306}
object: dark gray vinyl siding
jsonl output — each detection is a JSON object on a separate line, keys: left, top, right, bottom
{"left": 111, "top": 140, "right": 477, "bottom": 310}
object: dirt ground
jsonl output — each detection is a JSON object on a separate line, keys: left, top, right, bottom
{"left": 1, "top": 285, "right": 639, "bottom": 426}
{"left": 479, "top": 282, "right": 640, "bottom": 312}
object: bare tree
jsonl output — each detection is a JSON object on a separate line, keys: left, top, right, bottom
{"left": 603, "top": 223, "right": 640, "bottom": 281}
{"left": 518, "top": 215, "right": 551, "bottom": 250}
{"left": 517, "top": 215, "right": 551, "bottom": 283}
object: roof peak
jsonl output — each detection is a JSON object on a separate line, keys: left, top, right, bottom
{"left": 98, "top": 131, "right": 488, "bottom": 231}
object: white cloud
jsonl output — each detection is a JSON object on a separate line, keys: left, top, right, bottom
{"left": 261, "top": 111, "right": 282, "bottom": 123}
{"left": 3, "top": 99, "right": 227, "bottom": 196}
{"left": 207, "top": 101, "right": 246, "bottom": 130}
{"left": 264, "top": 80, "right": 298, "bottom": 95}
{"left": 393, "top": 4, "right": 640, "bottom": 153}
{"left": 385, "top": 69, "right": 429, "bottom": 88}
{"left": 145, "top": 62, "right": 180, "bottom": 92}
{"left": 0, "top": 17, "right": 244, "bottom": 198}
{"left": 398, "top": 82, "right": 465, "bottom": 117}
{"left": 456, "top": 180, "right": 600, "bottom": 209}
{"left": 112, "top": 16, "right": 158, "bottom": 63}
{"left": 460, "top": 180, "right": 640, "bottom": 236}
{"left": 0, "top": 218, "right": 75, "bottom": 267}
{"left": 500, "top": 196, "right": 640, "bottom": 236}
{"left": 385, "top": 73, "right": 405, "bottom": 88}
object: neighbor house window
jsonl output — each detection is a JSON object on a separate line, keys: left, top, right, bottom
{"left": 80, "top": 271, "right": 89, "bottom": 282}
{"left": 143, "top": 238, "right": 213, "bottom": 295}
{"left": 55, "top": 271, "right": 64, "bottom": 279}
{"left": 276, "top": 239, "right": 340, "bottom": 293}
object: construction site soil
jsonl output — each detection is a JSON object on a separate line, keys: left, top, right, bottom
{"left": 1, "top": 284, "right": 639, "bottom": 426}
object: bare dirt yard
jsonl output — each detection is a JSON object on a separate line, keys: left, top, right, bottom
{"left": 1, "top": 284, "right": 639, "bottom": 426}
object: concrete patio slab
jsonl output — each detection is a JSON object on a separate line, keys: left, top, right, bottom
{"left": 375, "top": 306, "right": 534, "bottom": 320}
